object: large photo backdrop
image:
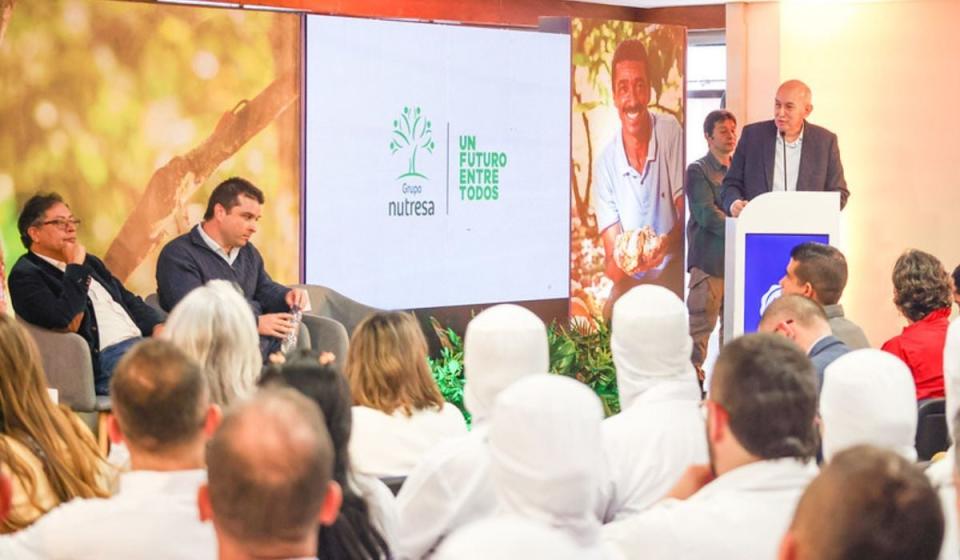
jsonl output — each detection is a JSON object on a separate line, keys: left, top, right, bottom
{"left": 303, "top": 15, "right": 570, "bottom": 310}
{"left": 0, "top": 0, "right": 301, "bottom": 294}
{"left": 569, "top": 18, "right": 686, "bottom": 322}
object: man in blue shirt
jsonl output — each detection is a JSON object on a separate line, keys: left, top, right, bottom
{"left": 594, "top": 40, "right": 685, "bottom": 318}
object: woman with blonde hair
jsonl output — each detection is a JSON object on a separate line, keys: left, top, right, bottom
{"left": 162, "top": 280, "right": 261, "bottom": 406}
{"left": 346, "top": 311, "right": 466, "bottom": 477}
{"left": 0, "top": 314, "right": 110, "bottom": 532}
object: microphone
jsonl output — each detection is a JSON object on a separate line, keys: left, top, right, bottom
{"left": 780, "top": 129, "right": 788, "bottom": 191}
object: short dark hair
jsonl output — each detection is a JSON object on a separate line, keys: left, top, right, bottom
{"left": 110, "top": 339, "right": 209, "bottom": 452}
{"left": 203, "top": 177, "right": 265, "bottom": 221}
{"left": 703, "top": 109, "right": 736, "bottom": 137}
{"left": 206, "top": 387, "right": 334, "bottom": 546}
{"left": 952, "top": 264, "right": 960, "bottom": 296}
{"left": 790, "top": 242, "right": 848, "bottom": 305}
{"left": 17, "top": 193, "right": 65, "bottom": 249}
{"left": 790, "top": 445, "right": 943, "bottom": 560}
{"left": 610, "top": 39, "right": 649, "bottom": 87}
{"left": 711, "top": 333, "right": 819, "bottom": 460}
{"left": 892, "top": 249, "right": 952, "bottom": 322}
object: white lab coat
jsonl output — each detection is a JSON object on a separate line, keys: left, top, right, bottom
{"left": 927, "top": 455, "right": 958, "bottom": 560}
{"left": 395, "top": 304, "right": 548, "bottom": 559}
{"left": 600, "top": 285, "right": 708, "bottom": 521}
{"left": 600, "top": 379, "right": 707, "bottom": 521}
{"left": 431, "top": 515, "right": 583, "bottom": 560}
{"left": 820, "top": 349, "right": 918, "bottom": 461}
{"left": 603, "top": 458, "right": 818, "bottom": 560}
{"left": 929, "top": 320, "right": 960, "bottom": 560}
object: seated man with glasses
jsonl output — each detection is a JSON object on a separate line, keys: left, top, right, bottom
{"left": 8, "top": 193, "right": 164, "bottom": 395}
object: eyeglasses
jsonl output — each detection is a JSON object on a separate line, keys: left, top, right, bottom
{"left": 37, "top": 218, "right": 81, "bottom": 230}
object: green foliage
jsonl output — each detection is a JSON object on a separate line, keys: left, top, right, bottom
{"left": 427, "top": 320, "right": 471, "bottom": 426}
{"left": 427, "top": 316, "right": 621, "bottom": 425}
{"left": 548, "top": 320, "right": 620, "bottom": 417}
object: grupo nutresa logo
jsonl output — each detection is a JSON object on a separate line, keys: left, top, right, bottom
{"left": 390, "top": 106, "right": 435, "bottom": 180}
{"left": 389, "top": 106, "right": 436, "bottom": 217}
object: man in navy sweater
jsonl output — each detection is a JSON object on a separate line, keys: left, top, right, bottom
{"left": 9, "top": 193, "right": 164, "bottom": 394}
{"left": 156, "top": 177, "right": 307, "bottom": 361}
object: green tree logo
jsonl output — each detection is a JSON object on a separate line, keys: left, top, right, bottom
{"left": 390, "top": 106, "right": 435, "bottom": 180}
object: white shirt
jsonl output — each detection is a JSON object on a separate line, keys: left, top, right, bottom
{"left": 395, "top": 426, "right": 497, "bottom": 559}
{"left": 771, "top": 125, "right": 804, "bottom": 192}
{"left": 35, "top": 252, "right": 141, "bottom": 349}
{"left": 433, "top": 515, "right": 584, "bottom": 560}
{"left": 603, "top": 458, "right": 818, "bottom": 560}
{"left": 599, "top": 379, "right": 707, "bottom": 521}
{"left": 0, "top": 469, "right": 215, "bottom": 560}
{"left": 927, "top": 454, "right": 958, "bottom": 560}
{"left": 349, "top": 404, "right": 467, "bottom": 478}
{"left": 197, "top": 223, "right": 239, "bottom": 265}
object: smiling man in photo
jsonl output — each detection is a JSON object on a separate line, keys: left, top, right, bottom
{"left": 594, "top": 39, "right": 685, "bottom": 317}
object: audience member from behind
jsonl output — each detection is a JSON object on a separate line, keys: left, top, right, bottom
{"left": 162, "top": 280, "right": 262, "bottom": 407}
{"left": 260, "top": 350, "right": 394, "bottom": 559}
{"left": 603, "top": 333, "right": 819, "bottom": 560}
{"left": 9, "top": 193, "right": 164, "bottom": 394}
{"left": 759, "top": 293, "right": 850, "bottom": 389}
{"left": 396, "top": 304, "right": 548, "bottom": 559}
{"left": 433, "top": 516, "right": 581, "bottom": 560}
{"left": 0, "top": 339, "right": 220, "bottom": 558}
{"left": 346, "top": 311, "right": 467, "bottom": 477}
{"left": 819, "top": 350, "right": 917, "bottom": 461}
{"left": 486, "top": 374, "right": 616, "bottom": 558}
{"left": 0, "top": 315, "right": 110, "bottom": 533}
{"left": 156, "top": 177, "right": 308, "bottom": 361}
{"left": 198, "top": 387, "right": 342, "bottom": 560}
{"left": 779, "top": 445, "right": 942, "bottom": 560}
{"left": 929, "top": 321, "right": 960, "bottom": 560}
{"left": 952, "top": 264, "right": 960, "bottom": 312}
{"left": 601, "top": 285, "right": 707, "bottom": 521}
{"left": 780, "top": 242, "right": 869, "bottom": 349}
{"left": 884, "top": 249, "right": 952, "bottom": 400}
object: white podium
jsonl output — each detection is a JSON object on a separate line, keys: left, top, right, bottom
{"left": 722, "top": 192, "right": 841, "bottom": 342}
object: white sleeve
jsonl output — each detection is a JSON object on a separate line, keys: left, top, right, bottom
{"left": 593, "top": 145, "right": 621, "bottom": 233}
{"left": 602, "top": 500, "right": 689, "bottom": 560}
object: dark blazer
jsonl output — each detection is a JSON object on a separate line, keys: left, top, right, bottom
{"left": 156, "top": 225, "right": 291, "bottom": 360}
{"left": 9, "top": 252, "right": 164, "bottom": 381}
{"left": 809, "top": 335, "right": 851, "bottom": 391}
{"left": 720, "top": 120, "right": 850, "bottom": 214}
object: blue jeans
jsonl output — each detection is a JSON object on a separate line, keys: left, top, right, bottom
{"left": 97, "top": 337, "right": 142, "bottom": 395}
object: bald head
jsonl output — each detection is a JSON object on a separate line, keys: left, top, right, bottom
{"left": 203, "top": 387, "right": 337, "bottom": 549}
{"left": 782, "top": 445, "right": 942, "bottom": 560}
{"left": 775, "top": 80, "right": 813, "bottom": 140}
{"left": 759, "top": 294, "right": 829, "bottom": 333}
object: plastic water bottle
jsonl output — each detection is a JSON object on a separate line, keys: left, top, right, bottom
{"left": 281, "top": 305, "right": 303, "bottom": 354}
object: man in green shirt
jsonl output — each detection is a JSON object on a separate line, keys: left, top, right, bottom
{"left": 686, "top": 110, "right": 737, "bottom": 380}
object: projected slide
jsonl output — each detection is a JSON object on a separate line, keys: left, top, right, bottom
{"left": 303, "top": 15, "right": 570, "bottom": 310}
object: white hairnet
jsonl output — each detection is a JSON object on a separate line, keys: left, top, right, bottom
{"left": 488, "top": 374, "right": 604, "bottom": 549}
{"left": 820, "top": 349, "right": 918, "bottom": 462}
{"left": 611, "top": 285, "right": 699, "bottom": 408}
{"left": 464, "top": 304, "right": 549, "bottom": 422}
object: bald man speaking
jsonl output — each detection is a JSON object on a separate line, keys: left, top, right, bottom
{"left": 722, "top": 80, "right": 850, "bottom": 217}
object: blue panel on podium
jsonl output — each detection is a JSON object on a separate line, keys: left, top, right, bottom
{"left": 743, "top": 233, "right": 829, "bottom": 333}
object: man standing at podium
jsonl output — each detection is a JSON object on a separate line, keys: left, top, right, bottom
{"left": 721, "top": 80, "right": 850, "bottom": 217}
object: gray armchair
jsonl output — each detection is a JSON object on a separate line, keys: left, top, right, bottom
{"left": 17, "top": 318, "right": 111, "bottom": 452}
{"left": 300, "top": 314, "right": 348, "bottom": 370}
{"left": 291, "top": 284, "right": 380, "bottom": 337}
